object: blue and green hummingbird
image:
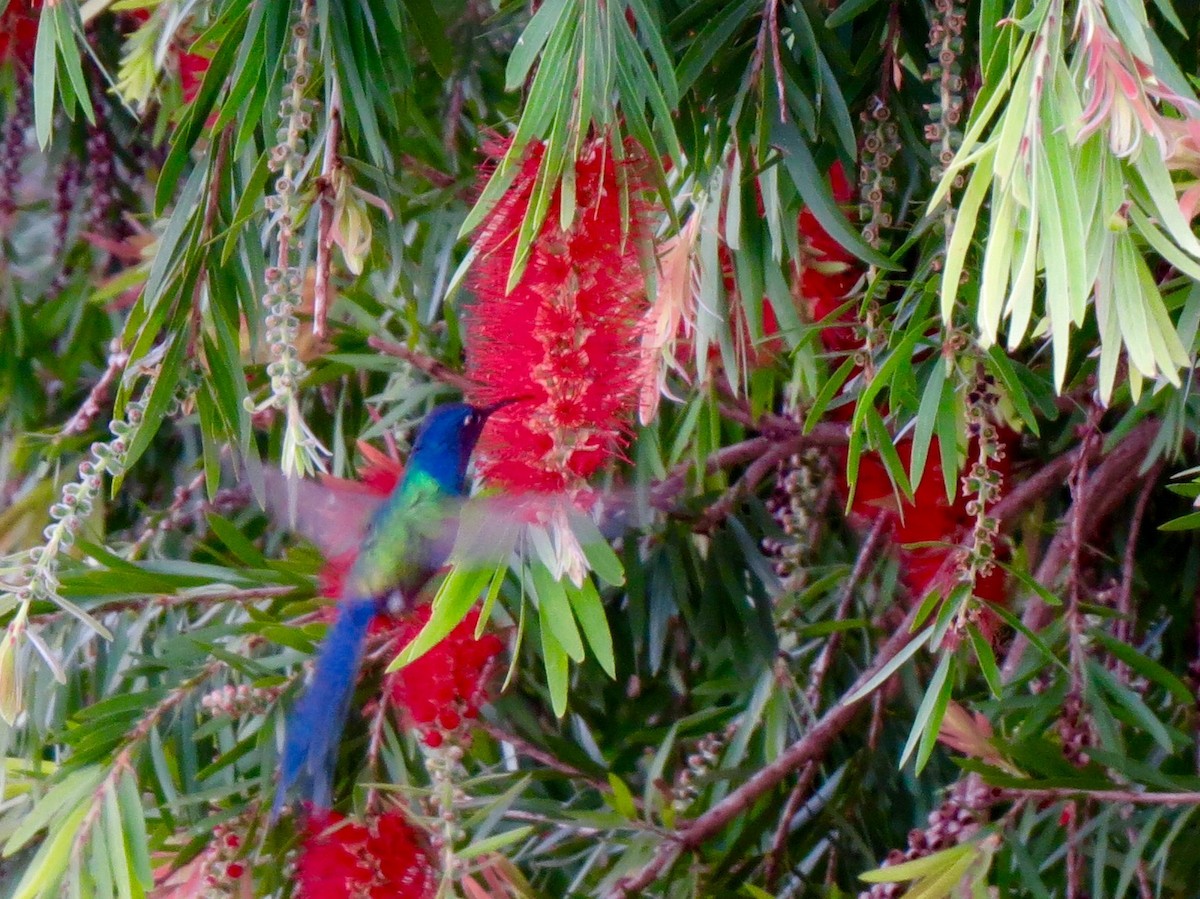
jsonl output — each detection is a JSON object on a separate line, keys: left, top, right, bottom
{"left": 273, "top": 400, "right": 510, "bottom": 817}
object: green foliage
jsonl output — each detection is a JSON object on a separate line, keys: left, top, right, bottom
{"left": 2, "top": 0, "right": 1200, "bottom": 896}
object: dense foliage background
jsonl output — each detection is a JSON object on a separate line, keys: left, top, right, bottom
{"left": 2, "top": 0, "right": 1200, "bottom": 896}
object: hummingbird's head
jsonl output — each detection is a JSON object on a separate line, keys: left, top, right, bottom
{"left": 409, "top": 400, "right": 518, "bottom": 493}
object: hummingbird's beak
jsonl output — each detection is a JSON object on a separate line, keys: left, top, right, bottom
{"left": 478, "top": 396, "right": 526, "bottom": 418}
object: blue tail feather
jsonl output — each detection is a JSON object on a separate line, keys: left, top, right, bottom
{"left": 273, "top": 598, "right": 378, "bottom": 818}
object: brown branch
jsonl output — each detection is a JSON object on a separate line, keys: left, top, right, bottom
{"left": 805, "top": 513, "right": 890, "bottom": 711}
{"left": 650, "top": 423, "right": 850, "bottom": 516}
{"left": 763, "top": 761, "right": 818, "bottom": 888}
{"left": 364, "top": 688, "right": 393, "bottom": 814}
{"left": 693, "top": 439, "right": 797, "bottom": 532}
{"left": 999, "top": 787, "right": 1200, "bottom": 807}
{"left": 764, "top": 515, "right": 889, "bottom": 886}
{"left": 1002, "top": 419, "right": 1162, "bottom": 680}
{"left": 56, "top": 340, "right": 129, "bottom": 439}
{"left": 766, "top": 0, "right": 787, "bottom": 123}
{"left": 367, "top": 336, "right": 476, "bottom": 392}
{"left": 1115, "top": 463, "right": 1161, "bottom": 659}
{"left": 480, "top": 720, "right": 612, "bottom": 794}
{"left": 610, "top": 421, "right": 1165, "bottom": 893}
{"left": 313, "top": 82, "right": 343, "bottom": 339}
{"left": 607, "top": 604, "right": 921, "bottom": 898}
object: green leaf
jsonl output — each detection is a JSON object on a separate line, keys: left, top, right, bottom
{"left": 571, "top": 512, "right": 624, "bottom": 587}
{"left": 540, "top": 617, "right": 570, "bottom": 717}
{"left": 457, "top": 826, "right": 535, "bottom": 860}
{"left": 10, "top": 800, "right": 88, "bottom": 899}
{"left": 843, "top": 626, "right": 933, "bottom": 705}
{"left": 940, "top": 144, "right": 996, "bottom": 320}
{"left": 771, "top": 117, "right": 897, "bottom": 270}
{"left": 52, "top": 4, "right": 94, "bottom": 126}
{"left": 968, "top": 624, "right": 1002, "bottom": 698}
{"left": 391, "top": 563, "right": 498, "bottom": 669}
{"left": 400, "top": 0, "right": 453, "bottom": 78}
{"left": 803, "top": 352, "right": 857, "bottom": 434}
{"left": 5, "top": 765, "right": 104, "bottom": 855}
{"left": 983, "top": 347, "right": 1039, "bottom": 436}
{"left": 1160, "top": 510, "right": 1200, "bottom": 531}
{"left": 532, "top": 565, "right": 585, "bottom": 663}
{"left": 1086, "top": 658, "right": 1176, "bottom": 752}
{"left": 899, "top": 650, "right": 954, "bottom": 772}
{"left": 567, "top": 578, "right": 616, "bottom": 678}
{"left": 859, "top": 842, "right": 973, "bottom": 883}
{"left": 864, "top": 405, "right": 914, "bottom": 503}
{"left": 506, "top": 0, "right": 571, "bottom": 91}
{"left": 910, "top": 360, "right": 949, "bottom": 492}
{"left": 825, "top": 0, "right": 885, "bottom": 28}
{"left": 607, "top": 772, "right": 637, "bottom": 819}
{"left": 32, "top": 2, "right": 56, "bottom": 149}
{"left": 115, "top": 332, "right": 189, "bottom": 491}
{"left": 1089, "top": 630, "right": 1194, "bottom": 706}
{"left": 101, "top": 786, "right": 134, "bottom": 899}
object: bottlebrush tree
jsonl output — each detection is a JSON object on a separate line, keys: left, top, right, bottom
{"left": 3, "top": 0, "right": 1200, "bottom": 896}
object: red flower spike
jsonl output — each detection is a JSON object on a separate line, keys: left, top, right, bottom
{"left": 798, "top": 164, "right": 1013, "bottom": 612}
{"left": 384, "top": 606, "right": 503, "bottom": 743}
{"left": 0, "top": 0, "right": 42, "bottom": 67}
{"left": 294, "top": 809, "right": 436, "bottom": 899}
{"left": 179, "top": 52, "right": 210, "bottom": 105}
{"left": 465, "top": 136, "right": 651, "bottom": 493}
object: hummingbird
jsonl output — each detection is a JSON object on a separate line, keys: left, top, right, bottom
{"left": 273, "top": 400, "right": 511, "bottom": 817}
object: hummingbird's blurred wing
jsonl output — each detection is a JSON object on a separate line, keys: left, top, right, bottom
{"left": 256, "top": 466, "right": 642, "bottom": 575}
{"left": 257, "top": 467, "right": 391, "bottom": 561}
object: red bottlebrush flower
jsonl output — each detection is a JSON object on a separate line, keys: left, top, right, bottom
{"left": 385, "top": 605, "right": 503, "bottom": 743}
{"left": 295, "top": 809, "right": 436, "bottom": 899}
{"left": 179, "top": 51, "right": 210, "bottom": 104}
{"left": 0, "top": 0, "right": 41, "bottom": 67}
{"left": 797, "top": 162, "right": 863, "bottom": 357}
{"left": 465, "top": 136, "right": 651, "bottom": 493}
{"left": 799, "top": 164, "right": 1012, "bottom": 609}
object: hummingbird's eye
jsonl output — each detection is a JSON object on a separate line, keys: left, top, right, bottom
{"left": 464, "top": 412, "right": 475, "bottom": 426}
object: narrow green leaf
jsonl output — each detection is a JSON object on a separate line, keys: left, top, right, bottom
{"left": 11, "top": 802, "right": 88, "bottom": 899}
{"left": 825, "top": 0, "right": 884, "bottom": 27}
{"left": 1090, "top": 631, "right": 1194, "bottom": 705}
{"left": 771, "top": 117, "right": 897, "bottom": 270}
{"left": 53, "top": 5, "right": 94, "bottom": 125}
{"left": 5, "top": 765, "right": 104, "bottom": 855}
{"left": 392, "top": 563, "right": 497, "bottom": 669}
{"left": 101, "top": 786, "right": 134, "bottom": 899}
{"left": 860, "top": 842, "right": 973, "bottom": 883}
{"left": 843, "top": 626, "right": 933, "bottom": 705}
{"left": 941, "top": 145, "right": 997, "bottom": 320}
{"left": 968, "top": 624, "right": 1002, "bottom": 697}
{"left": 567, "top": 578, "right": 615, "bottom": 678}
{"left": 458, "top": 826, "right": 535, "bottom": 860}
{"left": 899, "top": 650, "right": 953, "bottom": 771}
{"left": 983, "top": 348, "right": 1039, "bottom": 435}
{"left": 32, "top": 2, "right": 56, "bottom": 148}
{"left": 607, "top": 773, "right": 637, "bottom": 819}
{"left": 910, "top": 360, "right": 948, "bottom": 492}
{"left": 506, "top": 0, "right": 571, "bottom": 90}
{"left": 532, "top": 565, "right": 585, "bottom": 663}
{"left": 540, "top": 617, "right": 570, "bottom": 717}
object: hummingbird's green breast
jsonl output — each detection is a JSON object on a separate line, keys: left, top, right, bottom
{"left": 342, "top": 469, "right": 457, "bottom": 602}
